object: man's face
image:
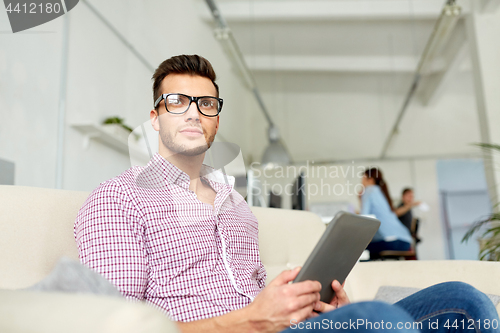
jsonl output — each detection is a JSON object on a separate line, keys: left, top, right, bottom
{"left": 403, "top": 191, "right": 414, "bottom": 205}
{"left": 150, "top": 74, "right": 219, "bottom": 157}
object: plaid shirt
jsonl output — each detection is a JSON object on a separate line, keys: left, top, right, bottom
{"left": 74, "top": 153, "right": 267, "bottom": 322}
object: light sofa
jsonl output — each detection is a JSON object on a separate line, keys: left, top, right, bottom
{"left": 1, "top": 185, "right": 500, "bottom": 332}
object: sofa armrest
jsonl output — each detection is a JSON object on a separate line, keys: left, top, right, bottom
{"left": 345, "top": 260, "right": 500, "bottom": 315}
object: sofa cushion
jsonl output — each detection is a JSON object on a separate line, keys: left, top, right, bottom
{"left": 374, "top": 285, "right": 500, "bottom": 307}
{"left": 26, "top": 257, "right": 122, "bottom": 297}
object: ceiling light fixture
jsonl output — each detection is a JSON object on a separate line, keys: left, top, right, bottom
{"left": 379, "top": 0, "right": 461, "bottom": 159}
{"left": 205, "top": 0, "right": 292, "bottom": 167}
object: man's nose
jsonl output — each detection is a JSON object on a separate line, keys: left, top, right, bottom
{"left": 184, "top": 101, "right": 200, "bottom": 121}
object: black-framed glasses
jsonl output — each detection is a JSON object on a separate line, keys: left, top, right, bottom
{"left": 154, "top": 93, "right": 223, "bottom": 117}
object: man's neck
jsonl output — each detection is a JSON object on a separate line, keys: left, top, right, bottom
{"left": 159, "top": 147, "right": 205, "bottom": 192}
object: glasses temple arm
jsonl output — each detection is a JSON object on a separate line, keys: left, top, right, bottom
{"left": 154, "top": 95, "right": 164, "bottom": 108}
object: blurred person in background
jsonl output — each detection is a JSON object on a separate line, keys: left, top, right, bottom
{"left": 395, "top": 188, "right": 420, "bottom": 233}
{"left": 360, "top": 168, "right": 413, "bottom": 258}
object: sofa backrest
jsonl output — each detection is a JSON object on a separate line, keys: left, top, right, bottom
{"left": 0, "top": 185, "right": 325, "bottom": 289}
{"left": 0, "top": 185, "right": 89, "bottom": 289}
{"left": 251, "top": 206, "right": 325, "bottom": 282}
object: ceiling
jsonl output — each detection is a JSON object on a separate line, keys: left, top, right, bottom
{"left": 200, "top": 0, "right": 494, "bottom": 163}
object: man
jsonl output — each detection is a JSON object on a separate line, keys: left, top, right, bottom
{"left": 75, "top": 55, "right": 498, "bottom": 333}
{"left": 395, "top": 188, "right": 421, "bottom": 233}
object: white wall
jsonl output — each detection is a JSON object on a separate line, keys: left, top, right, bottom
{"left": 0, "top": 15, "right": 63, "bottom": 188}
{"left": 467, "top": 5, "right": 500, "bottom": 207}
{"left": 0, "top": 0, "right": 263, "bottom": 191}
{"left": 412, "top": 159, "right": 446, "bottom": 260}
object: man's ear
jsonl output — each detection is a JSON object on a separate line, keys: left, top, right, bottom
{"left": 215, "top": 116, "right": 220, "bottom": 134}
{"left": 150, "top": 109, "right": 159, "bottom": 131}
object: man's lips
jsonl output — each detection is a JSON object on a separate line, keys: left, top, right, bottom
{"left": 179, "top": 127, "right": 203, "bottom": 137}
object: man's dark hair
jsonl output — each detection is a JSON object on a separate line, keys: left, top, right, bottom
{"left": 152, "top": 54, "right": 219, "bottom": 105}
{"left": 402, "top": 188, "right": 413, "bottom": 196}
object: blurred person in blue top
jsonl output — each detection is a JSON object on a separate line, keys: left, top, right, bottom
{"left": 360, "top": 168, "right": 413, "bottom": 258}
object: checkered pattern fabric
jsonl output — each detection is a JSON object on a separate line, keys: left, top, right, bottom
{"left": 75, "top": 153, "right": 266, "bottom": 322}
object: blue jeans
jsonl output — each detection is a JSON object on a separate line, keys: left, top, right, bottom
{"left": 281, "top": 282, "right": 499, "bottom": 332}
{"left": 367, "top": 240, "right": 411, "bottom": 254}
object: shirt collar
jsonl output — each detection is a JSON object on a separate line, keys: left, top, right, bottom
{"left": 145, "top": 153, "right": 235, "bottom": 191}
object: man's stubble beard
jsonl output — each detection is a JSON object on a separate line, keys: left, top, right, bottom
{"left": 159, "top": 121, "right": 215, "bottom": 157}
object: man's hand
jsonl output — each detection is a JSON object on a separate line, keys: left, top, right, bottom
{"left": 177, "top": 269, "right": 331, "bottom": 333}
{"left": 245, "top": 267, "right": 321, "bottom": 332}
{"left": 312, "top": 280, "right": 350, "bottom": 314}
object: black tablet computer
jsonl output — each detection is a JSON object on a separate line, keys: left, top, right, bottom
{"left": 293, "top": 211, "right": 380, "bottom": 303}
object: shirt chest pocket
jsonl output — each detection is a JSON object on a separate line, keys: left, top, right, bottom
{"left": 147, "top": 217, "right": 221, "bottom": 296}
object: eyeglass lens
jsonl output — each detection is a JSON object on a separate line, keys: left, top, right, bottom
{"left": 165, "top": 94, "right": 220, "bottom": 116}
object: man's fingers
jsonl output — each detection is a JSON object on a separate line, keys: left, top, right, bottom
{"left": 314, "top": 301, "right": 336, "bottom": 313}
{"left": 331, "top": 280, "right": 343, "bottom": 292}
{"left": 289, "top": 280, "right": 322, "bottom": 297}
{"left": 306, "top": 311, "right": 320, "bottom": 319}
{"left": 291, "top": 292, "right": 321, "bottom": 312}
{"left": 331, "top": 280, "right": 350, "bottom": 307}
{"left": 268, "top": 267, "right": 301, "bottom": 287}
{"left": 290, "top": 304, "right": 316, "bottom": 324}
